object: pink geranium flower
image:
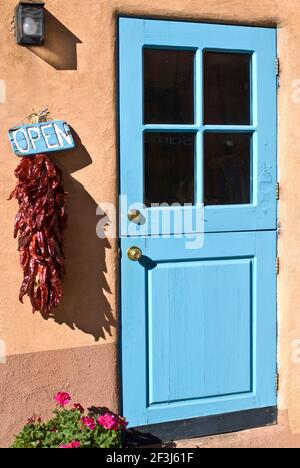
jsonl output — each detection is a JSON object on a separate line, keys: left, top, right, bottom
{"left": 73, "top": 403, "right": 84, "bottom": 413}
{"left": 59, "top": 441, "right": 81, "bottom": 449}
{"left": 97, "top": 413, "right": 119, "bottom": 431}
{"left": 82, "top": 416, "right": 96, "bottom": 430}
{"left": 54, "top": 392, "right": 71, "bottom": 407}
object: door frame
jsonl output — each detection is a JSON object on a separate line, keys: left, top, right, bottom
{"left": 117, "top": 16, "right": 278, "bottom": 445}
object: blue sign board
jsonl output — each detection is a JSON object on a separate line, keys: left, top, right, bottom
{"left": 8, "top": 120, "right": 75, "bottom": 157}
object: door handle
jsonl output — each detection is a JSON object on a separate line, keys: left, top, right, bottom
{"left": 128, "top": 209, "right": 141, "bottom": 224}
{"left": 127, "top": 246, "right": 142, "bottom": 261}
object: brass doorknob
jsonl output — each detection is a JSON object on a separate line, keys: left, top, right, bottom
{"left": 127, "top": 246, "right": 142, "bottom": 261}
{"left": 128, "top": 209, "right": 141, "bottom": 224}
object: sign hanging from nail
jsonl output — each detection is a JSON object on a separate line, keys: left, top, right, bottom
{"left": 8, "top": 120, "right": 75, "bottom": 157}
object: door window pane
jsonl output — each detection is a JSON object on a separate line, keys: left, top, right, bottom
{"left": 204, "top": 133, "right": 251, "bottom": 205}
{"left": 204, "top": 52, "right": 251, "bottom": 125}
{"left": 145, "top": 133, "right": 195, "bottom": 206}
{"left": 144, "top": 49, "right": 195, "bottom": 124}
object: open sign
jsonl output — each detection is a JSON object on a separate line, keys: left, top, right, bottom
{"left": 8, "top": 120, "right": 75, "bottom": 157}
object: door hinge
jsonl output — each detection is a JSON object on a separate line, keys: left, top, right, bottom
{"left": 276, "top": 257, "right": 280, "bottom": 275}
{"left": 276, "top": 182, "right": 280, "bottom": 200}
{"left": 276, "top": 373, "right": 280, "bottom": 392}
{"left": 276, "top": 58, "right": 280, "bottom": 77}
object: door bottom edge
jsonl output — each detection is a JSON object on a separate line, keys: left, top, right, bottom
{"left": 125, "top": 406, "right": 277, "bottom": 447}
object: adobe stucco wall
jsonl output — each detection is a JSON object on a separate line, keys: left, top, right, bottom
{"left": 0, "top": 0, "right": 300, "bottom": 448}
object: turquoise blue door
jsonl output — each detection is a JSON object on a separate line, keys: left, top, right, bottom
{"left": 119, "top": 18, "right": 277, "bottom": 430}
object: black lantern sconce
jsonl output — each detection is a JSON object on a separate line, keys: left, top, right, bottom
{"left": 15, "top": 1, "right": 45, "bottom": 45}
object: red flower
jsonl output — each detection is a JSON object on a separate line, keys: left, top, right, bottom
{"left": 59, "top": 441, "right": 81, "bottom": 449}
{"left": 27, "top": 415, "right": 41, "bottom": 424}
{"left": 98, "top": 413, "right": 119, "bottom": 431}
{"left": 73, "top": 403, "right": 84, "bottom": 413}
{"left": 54, "top": 392, "right": 71, "bottom": 407}
{"left": 118, "top": 417, "right": 128, "bottom": 429}
{"left": 82, "top": 416, "right": 96, "bottom": 430}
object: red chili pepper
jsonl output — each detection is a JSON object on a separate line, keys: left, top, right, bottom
{"left": 9, "top": 154, "right": 67, "bottom": 314}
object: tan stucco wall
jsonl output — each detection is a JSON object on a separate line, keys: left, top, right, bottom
{"left": 0, "top": 0, "right": 300, "bottom": 448}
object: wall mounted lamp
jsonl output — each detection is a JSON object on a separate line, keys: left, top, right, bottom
{"left": 15, "top": 1, "right": 45, "bottom": 45}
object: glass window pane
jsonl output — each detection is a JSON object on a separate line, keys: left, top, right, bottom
{"left": 144, "top": 49, "right": 195, "bottom": 124}
{"left": 145, "top": 133, "right": 195, "bottom": 206}
{"left": 204, "top": 52, "right": 251, "bottom": 125}
{"left": 204, "top": 133, "right": 251, "bottom": 205}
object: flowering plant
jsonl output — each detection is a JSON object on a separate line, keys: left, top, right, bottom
{"left": 12, "top": 392, "right": 127, "bottom": 449}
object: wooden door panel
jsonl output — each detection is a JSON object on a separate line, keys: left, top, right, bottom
{"left": 121, "top": 231, "right": 276, "bottom": 426}
{"left": 149, "top": 259, "right": 252, "bottom": 405}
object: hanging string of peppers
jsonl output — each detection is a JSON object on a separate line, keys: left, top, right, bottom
{"left": 9, "top": 110, "right": 68, "bottom": 314}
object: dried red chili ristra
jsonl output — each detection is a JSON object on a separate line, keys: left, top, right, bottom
{"left": 9, "top": 154, "right": 67, "bottom": 315}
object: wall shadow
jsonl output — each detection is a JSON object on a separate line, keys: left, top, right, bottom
{"left": 27, "top": 10, "right": 81, "bottom": 70}
{"left": 53, "top": 127, "right": 92, "bottom": 174}
{"left": 41, "top": 129, "right": 117, "bottom": 341}
{"left": 125, "top": 428, "right": 177, "bottom": 448}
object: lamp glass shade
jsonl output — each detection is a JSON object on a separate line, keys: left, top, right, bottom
{"left": 16, "top": 2, "right": 45, "bottom": 45}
